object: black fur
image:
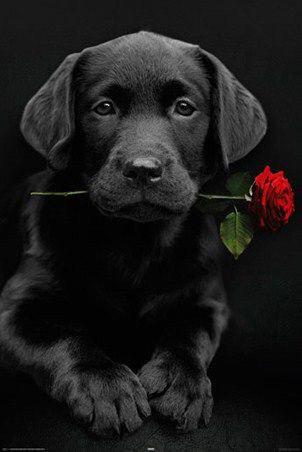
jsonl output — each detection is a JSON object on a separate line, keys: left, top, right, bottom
{"left": 0, "top": 31, "right": 266, "bottom": 436}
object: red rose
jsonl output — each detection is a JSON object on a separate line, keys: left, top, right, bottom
{"left": 249, "top": 166, "right": 295, "bottom": 231}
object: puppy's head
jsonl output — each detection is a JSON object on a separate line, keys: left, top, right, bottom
{"left": 21, "top": 31, "right": 267, "bottom": 222}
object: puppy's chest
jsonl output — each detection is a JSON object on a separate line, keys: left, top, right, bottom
{"left": 74, "top": 245, "right": 203, "bottom": 321}
{"left": 50, "top": 213, "right": 205, "bottom": 318}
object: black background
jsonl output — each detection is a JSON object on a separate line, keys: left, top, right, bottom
{"left": 0, "top": 0, "right": 301, "bottom": 450}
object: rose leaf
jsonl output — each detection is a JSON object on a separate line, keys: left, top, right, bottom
{"left": 220, "top": 210, "right": 254, "bottom": 259}
{"left": 226, "top": 172, "right": 254, "bottom": 197}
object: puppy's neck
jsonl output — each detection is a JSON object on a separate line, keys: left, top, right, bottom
{"left": 157, "top": 215, "right": 185, "bottom": 249}
{"left": 94, "top": 213, "right": 187, "bottom": 288}
{"left": 100, "top": 213, "right": 186, "bottom": 252}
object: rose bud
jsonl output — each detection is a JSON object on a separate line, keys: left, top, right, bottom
{"left": 249, "top": 165, "right": 295, "bottom": 231}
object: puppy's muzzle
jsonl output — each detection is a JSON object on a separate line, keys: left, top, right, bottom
{"left": 122, "top": 157, "right": 163, "bottom": 186}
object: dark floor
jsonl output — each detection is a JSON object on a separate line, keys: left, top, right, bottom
{"left": 0, "top": 369, "right": 301, "bottom": 452}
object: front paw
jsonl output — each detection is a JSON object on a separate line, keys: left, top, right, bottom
{"left": 138, "top": 352, "right": 213, "bottom": 432}
{"left": 51, "top": 363, "right": 151, "bottom": 436}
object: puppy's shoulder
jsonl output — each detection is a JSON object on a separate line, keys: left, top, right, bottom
{"left": 0, "top": 170, "right": 53, "bottom": 287}
{"left": 189, "top": 208, "right": 225, "bottom": 266}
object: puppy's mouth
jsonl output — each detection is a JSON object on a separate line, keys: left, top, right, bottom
{"left": 96, "top": 201, "right": 185, "bottom": 222}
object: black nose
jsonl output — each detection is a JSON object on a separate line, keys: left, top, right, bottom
{"left": 122, "top": 157, "right": 163, "bottom": 184}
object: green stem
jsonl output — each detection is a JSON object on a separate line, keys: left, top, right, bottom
{"left": 30, "top": 190, "right": 88, "bottom": 196}
{"left": 30, "top": 191, "right": 248, "bottom": 200}
{"left": 198, "top": 193, "right": 246, "bottom": 200}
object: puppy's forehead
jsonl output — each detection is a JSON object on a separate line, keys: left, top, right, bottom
{"left": 77, "top": 32, "right": 208, "bottom": 94}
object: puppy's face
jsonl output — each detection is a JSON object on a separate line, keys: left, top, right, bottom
{"left": 74, "top": 34, "right": 211, "bottom": 222}
{"left": 21, "top": 31, "right": 267, "bottom": 223}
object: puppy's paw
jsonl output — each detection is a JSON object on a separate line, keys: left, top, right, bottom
{"left": 51, "top": 363, "right": 151, "bottom": 436}
{"left": 138, "top": 352, "right": 213, "bottom": 432}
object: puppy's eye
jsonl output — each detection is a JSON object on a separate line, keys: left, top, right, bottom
{"left": 174, "top": 100, "right": 196, "bottom": 116}
{"left": 93, "top": 101, "right": 116, "bottom": 116}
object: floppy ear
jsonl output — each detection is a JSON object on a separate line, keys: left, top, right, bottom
{"left": 20, "top": 53, "right": 80, "bottom": 170}
{"left": 200, "top": 48, "right": 267, "bottom": 168}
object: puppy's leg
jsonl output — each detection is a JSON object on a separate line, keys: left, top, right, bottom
{"left": 0, "top": 260, "right": 150, "bottom": 436}
{"left": 138, "top": 273, "right": 228, "bottom": 431}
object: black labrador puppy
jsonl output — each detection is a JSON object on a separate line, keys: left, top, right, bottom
{"left": 0, "top": 31, "right": 266, "bottom": 436}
